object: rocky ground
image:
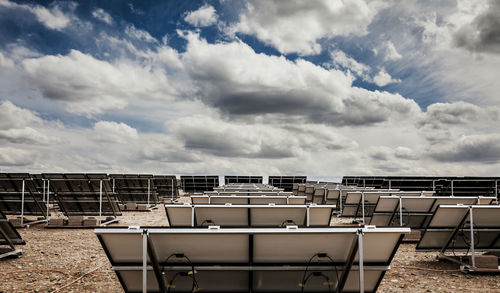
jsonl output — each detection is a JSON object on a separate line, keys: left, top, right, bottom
{"left": 1, "top": 198, "right": 499, "bottom": 292}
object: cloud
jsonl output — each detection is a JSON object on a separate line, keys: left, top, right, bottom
{"left": 373, "top": 68, "right": 401, "bottom": 86}
{"left": 93, "top": 121, "right": 138, "bottom": 143}
{"left": 330, "top": 50, "right": 370, "bottom": 80}
{"left": 0, "top": 127, "right": 57, "bottom": 144}
{"left": 423, "top": 101, "right": 498, "bottom": 126}
{"left": 181, "top": 32, "right": 420, "bottom": 126}
{"left": 167, "top": 115, "right": 357, "bottom": 159}
{"left": 0, "top": 52, "right": 14, "bottom": 68}
{"left": 453, "top": 0, "right": 500, "bottom": 54}
{"left": 0, "top": 147, "right": 36, "bottom": 166}
{"left": 22, "top": 49, "right": 178, "bottom": 115}
{"left": 184, "top": 4, "right": 218, "bottom": 27}
{"left": 0, "top": 0, "right": 74, "bottom": 30}
{"left": 430, "top": 134, "right": 500, "bottom": 163}
{"left": 384, "top": 41, "right": 402, "bottom": 61}
{"left": 125, "top": 25, "right": 156, "bottom": 43}
{"left": 0, "top": 100, "right": 42, "bottom": 130}
{"left": 92, "top": 8, "right": 113, "bottom": 25}
{"left": 228, "top": 0, "right": 388, "bottom": 55}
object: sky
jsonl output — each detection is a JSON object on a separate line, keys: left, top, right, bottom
{"left": 0, "top": 0, "right": 499, "bottom": 177}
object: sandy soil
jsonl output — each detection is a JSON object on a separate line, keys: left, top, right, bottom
{"left": 1, "top": 198, "right": 499, "bottom": 292}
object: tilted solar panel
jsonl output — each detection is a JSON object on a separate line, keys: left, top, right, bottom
{"left": 95, "top": 226, "right": 409, "bottom": 293}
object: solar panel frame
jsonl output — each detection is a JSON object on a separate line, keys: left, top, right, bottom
{"left": 0, "top": 173, "right": 48, "bottom": 218}
{"left": 190, "top": 195, "right": 307, "bottom": 205}
{"left": 164, "top": 204, "right": 336, "bottom": 228}
{"left": 109, "top": 174, "right": 159, "bottom": 205}
{"left": 369, "top": 196, "right": 496, "bottom": 228}
{"left": 95, "top": 226, "right": 410, "bottom": 293}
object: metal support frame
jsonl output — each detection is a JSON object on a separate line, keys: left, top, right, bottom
{"left": 451, "top": 180, "right": 454, "bottom": 196}
{"left": 361, "top": 192, "right": 365, "bottom": 224}
{"left": 399, "top": 196, "right": 403, "bottom": 227}
{"left": 495, "top": 180, "right": 498, "bottom": 201}
{"left": 142, "top": 230, "right": 148, "bottom": 293}
{"left": 46, "top": 180, "right": 50, "bottom": 222}
{"left": 99, "top": 180, "right": 103, "bottom": 226}
{"left": 358, "top": 229, "right": 365, "bottom": 293}
{"left": 469, "top": 207, "right": 475, "bottom": 268}
{"left": 20, "top": 180, "right": 25, "bottom": 226}
{"left": 147, "top": 179, "right": 151, "bottom": 207}
{"left": 306, "top": 206, "right": 310, "bottom": 227}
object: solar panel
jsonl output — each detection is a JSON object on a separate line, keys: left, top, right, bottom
{"left": 205, "top": 191, "right": 291, "bottom": 196}
{"left": 224, "top": 176, "right": 263, "bottom": 184}
{"left": 164, "top": 204, "right": 335, "bottom": 227}
{"left": 152, "top": 175, "right": 178, "bottom": 199}
{"left": 0, "top": 173, "right": 48, "bottom": 227}
{"left": 95, "top": 226, "right": 409, "bottom": 293}
{"left": 268, "top": 176, "right": 307, "bottom": 192}
{"left": 180, "top": 176, "right": 219, "bottom": 193}
{"left": 369, "top": 196, "right": 495, "bottom": 228}
{"left": 342, "top": 176, "right": 500, "bottom": 197}
{"left": 190, "top": 195, "right": 307, "bottom": 205}
{"left": 0, "top": 210, "right": 24, "bottom": 259}
{"left": 110, "top": 174, "right": 159, "bottom": 205}
{"left": 43, "top": 173, "right": 121, "bottom": 225}
{"left": 214, "top": 183, "right": 282, "bottom": 192}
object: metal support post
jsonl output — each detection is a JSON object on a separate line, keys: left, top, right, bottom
{"left": 451, "top": 180, "right": 454, "bottom": 196}
{"left": 46, "top": 180, "right": 50, "bottom": 221}
{"left": 495, "top": 180, "right": 498, "bottom": 201}
{"left": 42, "top": 180, "right": 46, "bottom": 202}
{"left": 21, "top": 180, "right": 25, "bottom": 226}
{"left": 388, "top": 180, "right": 392, "bottom": 190}
{"left": 361, "top": 192, "right": 365, "bottom": 224}
{"left": 191, "top": 206, "right": 195, "bottom": 227}
{"left": 142, "top": 230, "right": 148, "bottom": 293}
{"left": 148, "top": 179, "right": 151, "bottom": 206}
{"left": 306, "top": 206, "right": 310, "bottom": 227}
{"left": 358, "top": 229, "right": 364, "bottom": 293}
{"left": 99, "top": 180, "right": 103, "bottom": 226}
{"left": 469, "top": 207, "right": 476, "bottom": 268}
{"left": 399, "top": 196, "right": 403, "bottom": 226}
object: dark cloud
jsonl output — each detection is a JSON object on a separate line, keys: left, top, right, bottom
{"left": 454, "top": 0, "right": 500, "bottom": 54}
{"left": 430, "top": 134, "right": 500, "bottom": 163}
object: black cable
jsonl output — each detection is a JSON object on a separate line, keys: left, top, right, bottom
{"left": 200, "top": 219, "right": 215, "bottom": 227}
{"left": 164, "top": 253, "right": 200, "bottom": 293}
{"left": 301, "top": 272, "right": 333, "bottom": 293}
{"left": 300, "top": 253, "right": 338, "bottom": 292}
{"left": 280, "top": 219, "right": 297, "bottom": 227}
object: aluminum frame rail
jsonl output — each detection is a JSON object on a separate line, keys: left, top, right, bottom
{"left": 44, "top": 173, "right": 121, "bottom": 226}
{"left": 416, "top": 205, "right": 500, "bottom": 271}
{"left": 369, "top": 196, "right": 495, "bottom": 228}
{"left": 0, "top": 173, "right": 48, "bottom": 227}
{"left": 95, "top": 226, "right": 410, "bottom": 293}
{"left": 190, "top": 195, "right": 307, "bottom": 205}
{"left": 165, "top": 204, "right": 336, "bottom": 228}
{"left": 0, "top": 210, "right": 24, "bottom": 259}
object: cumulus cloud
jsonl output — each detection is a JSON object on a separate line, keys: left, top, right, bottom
{"left": 453, "top": 0, "right": 500, "bottom": 54}
{"left": 166, "top": 115, "right": 357, "bottom": 159}
{"left": 0, "top": 0, "right": 74, "bottom": 30}
{"left": 0, "top": 100, "right": 42, "bottom": 130}
{"left": 430, "top": 134, "right": 500, "bottom": 163}
{"left": 125, "top": 25, "right": 156, "bottom": 43}
{"left": 0, "top": 127, "right": 57, "bottom": 144}
{"left": 373, "top": 68, "right": 401, "bottom": 87}
{"left": 92, "top": 8, "right": 113, "bottom": 25}
{"left": 184, "top": 4, "right": 218, "bottom": 27}
{"left": 93, "top": 121, "right": 138, "bottom": 143}
{"left": 0, "top": 147, "right": 36, "bottom": 166}
{"left": 423, "top": 101, "right": 498, "bottom": 126}
{"left": 22, "top": 50, "right": 178, "bottom": 115}
{"left": 228, "top": 0, "right": 388, "bottom": 55}
{"left": 181, "top": 32, "right": 420, "bottom": 126}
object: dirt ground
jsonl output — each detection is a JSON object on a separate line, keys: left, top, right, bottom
{"left": 1, "top": 199, "right": 500, "bottom": 292}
